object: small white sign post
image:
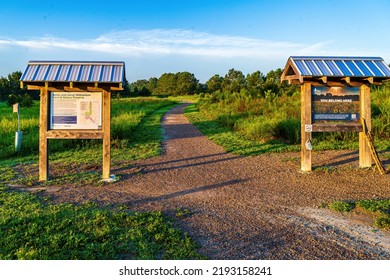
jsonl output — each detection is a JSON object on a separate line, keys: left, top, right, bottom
{"left": 13, "top": 103, "right": 22, "bottom": 152}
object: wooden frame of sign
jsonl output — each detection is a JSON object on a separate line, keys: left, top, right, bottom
{"left": 23, "top": 82, "right": 122, "bottom": 181}
{"left": 299, "top": 82, "right": 371, "bottom": 172}
{"left": 281, "top": 56, "right": 390, "bottom": 173}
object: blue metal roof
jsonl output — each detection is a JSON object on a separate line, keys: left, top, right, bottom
{"left": 289, "top": 56, "right": 390, "bottom": 77}
{"left": 21, "top": 61, "right": 125, "bottom": 83}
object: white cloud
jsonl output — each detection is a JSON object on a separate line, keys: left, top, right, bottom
{"left": 0, "top": 29, "right": 328, "bottom": 58}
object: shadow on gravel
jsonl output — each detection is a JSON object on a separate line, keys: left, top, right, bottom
{"left": 139, "top": 155, "right": 242, "bottom": 174}
{"left": 136, "top": 152, "right": 235, "bottom": 168}
{"left": 126, "top": 178, "right": 249, "bottom": 207}
{"left": 163, "top": 123, "right": 205, "bottom": 140}
{"left": 314, "top": 150, "right": 389, "bottom": 170}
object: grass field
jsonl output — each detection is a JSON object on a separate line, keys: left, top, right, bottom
{"left": 0, "top": 186, "right": 203, "bottom": 260}
{"left": 0, "top": 97, "right": 205, "bottom": 260}
{"left": 186, "top": 88, "right": 390, "bottom": 157}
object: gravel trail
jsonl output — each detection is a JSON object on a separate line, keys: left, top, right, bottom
{"left": 48, "top": 103, "right": 390, "bottom": 259}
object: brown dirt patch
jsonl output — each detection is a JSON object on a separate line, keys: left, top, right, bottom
{"left": 23, "top": 103, "right": 390, "bottom": 259}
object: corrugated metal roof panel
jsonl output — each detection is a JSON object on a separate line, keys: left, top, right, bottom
{"left": 314, "top": 60, "right": 332, "bottom": 76}
{"left": 289, "top": 56, "right": 390, "bottom": 78}
{"left": 375, "top": 60, "right": 390, "bottom": 76}
{"left": 21, "top": 61, "right": 125, "bottom": 83}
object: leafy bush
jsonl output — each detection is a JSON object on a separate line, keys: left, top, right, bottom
{"left": 328, "top": 199, "right": 390, "bottom": 229}
{"left": 328, "top": 201, "right": 355, "bottom": 212}
{"left": 234, "top": 115, "right": 278, "bottom": 143}
{"left": 356, "top": 199, "right": 390, "bottom": 212}
{"left": 275, "top": 118, "right": 301, "bottom": 144}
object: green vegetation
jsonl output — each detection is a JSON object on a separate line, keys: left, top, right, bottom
{"left": 329, "top": 201, "right": 355, "bottom": 212}
{"left": 327, "top": 199, "right": 390, "bottom": 229}
{"left": 0, "top": 187, "right": 203, "bottom": 260}
{"left": 0, "top": 71, "right": 37, "bottom": 107}
{"left": 0, "top": 98, "right": 176, "bottom": 159}
{"left": 0, "top": 97, "right": 207, "bottom": 260}
{"left": 0, "top": 97, "right": 178, "bottom": 186}
{"left": 185, "top": 73, "right": 390, "bottom": 156}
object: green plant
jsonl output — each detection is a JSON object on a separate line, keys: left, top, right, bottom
{"left": 328, "top": 201, "right": 355, "bottom": 212}
{"left": 0, "top": 187, "right": 203, "bottom": 260}
{"left": 327, "top": 199, "right": 390, "bottom": 229}
{"left": 175, "top": 207, "right": 193, "bottom": 218}
{"left": 375, "top": 216, "right": 390, "bottom": 229}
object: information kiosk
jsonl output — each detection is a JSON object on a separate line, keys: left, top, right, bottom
{"left": 20, "top": 61, "right": 125, "bottom": 181}
{"left": 281, "top": 56, "right": 390, "bottom": 173}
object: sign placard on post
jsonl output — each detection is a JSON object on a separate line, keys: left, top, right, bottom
{"left": 50, "top": 92, "right": 102, "bottom": 130}
{"left": 312, "top": 86, "right": 360, "bottom": 122}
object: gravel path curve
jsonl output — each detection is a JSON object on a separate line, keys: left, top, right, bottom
{"left": 51, "top": 103, "right": 390, "bottom": 259}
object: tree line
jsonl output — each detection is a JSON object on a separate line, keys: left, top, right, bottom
{"left": 0, "top": 71, "right": 36, "bottom": 107}
{"left": 0, "top": 67, "right": 302, "bottom": 106}
{"left": 128, "top": 68, "right": 298, "bottom": 97}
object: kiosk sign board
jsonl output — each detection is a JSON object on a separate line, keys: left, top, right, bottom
{"left": 50, "top": 92, "right": 102, "bottom": 130}
{"left": 312, "top": 86, "right": 360, "bottom": 122}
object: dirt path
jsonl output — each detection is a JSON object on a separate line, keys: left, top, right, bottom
{"left": 50, "top": 103, "right": 390, "bottom": 259}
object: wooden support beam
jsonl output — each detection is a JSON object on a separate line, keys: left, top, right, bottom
{"left": 318, "top": 76, "right": 327, "bottom": 84}
{"left": 359, "top": 84, "right": 372, "bottom": 168}
{"left": 342, "top": 76, "right": 351, "bottom": 84}
{"left": 46, "top": 130, "right": 104, "bottom": 139}
{"left": 102, "top": 90, "right": 111, "bottom": 179}
{"left": 301, "top": 83, "right": 312, "bottom": 172}
{"left": 312, "top": 123, "right": 362, "bottom": 132}
{"left": 39, "top": 88, "right": 49, "bottom": 181}
{"left": 364, "top": 77, "right": 374, "bottom": 84}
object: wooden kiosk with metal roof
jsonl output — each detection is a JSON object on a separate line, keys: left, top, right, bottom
{"left": 20, "top": 61, "right": 125, "bottom": 181}
{"left": 281, "top": 56, "right": 390, "bottom": 173}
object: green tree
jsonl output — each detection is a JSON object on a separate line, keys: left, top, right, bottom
{"left": 206, "top": 74, "right": 223, "bottom": 93}
{"left": 246, "top": 71, "right": 265, "bottom": 95}
{"left": 0, "top": 71, "right": 36, "bottom": 107}
{"left": 148, "top": 77, "right": 158, "bottom": 95}
{"left": 221, "top": 68, "right": 246, "bottom": 93}
{"left": 129, "top": 79, "right": 151, "bottom": 96}
{"left": 261, "top": 68, "right": 283, "bottom": 96}
{"left": 155, "top": 73, "right": 177, "bottom": 95}
{"left": 175, "top": 71, "right": 198, "bottom": 95}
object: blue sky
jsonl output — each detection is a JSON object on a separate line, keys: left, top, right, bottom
{"left": 1, "top": 0, "right": 390, "bottom": 82}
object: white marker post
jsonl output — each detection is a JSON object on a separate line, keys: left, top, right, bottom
{"left": 13, "top": 103, "right": 22, "bottom": 152}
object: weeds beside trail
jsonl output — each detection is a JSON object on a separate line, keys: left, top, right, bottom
{"left": 187, "top": 85, "right": 390, "bottom": 156}
{"left": 0, "top": 97, "right": 178, "bottom": 186}
{"left": 0, "top": 187, "right": 203, "bottom": 260}
{"left": 0, "top": 97, "right": 205, "bottom": 260}
{"left": 328, "top": 199, "right": 390, "bottom": 229}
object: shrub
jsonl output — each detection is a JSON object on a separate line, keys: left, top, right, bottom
{"left": 275, "top": 118, "right": 301, "bottom": 144}
{"left": 328, "top": 201, "right": 355, "bottom": 212}
{"left": 234, "top": 115, "right": 278, "bottom": 143}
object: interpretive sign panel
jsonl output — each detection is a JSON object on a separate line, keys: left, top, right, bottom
{"left": 312, "top": 86, "right": 360, "bottom": 122}
{"left": 50, "top": 92, "right": 102, "bottom": 129}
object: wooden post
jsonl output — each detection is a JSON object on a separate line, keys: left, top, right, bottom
{"left": 301, "top": 83, "right": 312, "bottom": 172}
{"left": 39, "top": 88, "right": 49, "bottom": 181}
{"left": 359, "top": 84, "right": 372, "bottom": 168}
{"left": 102, "top": 90, "right": 111, "bottom": 179}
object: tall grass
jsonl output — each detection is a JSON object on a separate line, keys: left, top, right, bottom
{"left": 0, "top": 98, "right": 176, "bottom": 160}
{"left": 191, "top": 85, "right": 390, "bottom": 153}
{"left": 196, "top": 90, "right": 302, "bottom": 145}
